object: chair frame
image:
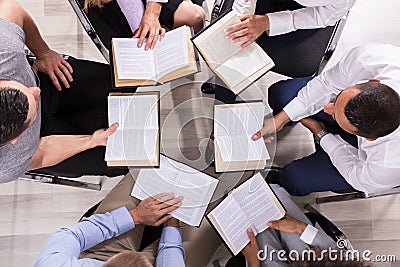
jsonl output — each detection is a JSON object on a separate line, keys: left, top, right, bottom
{"left": 68, "top": 0, "right": 110, "bottom": 62}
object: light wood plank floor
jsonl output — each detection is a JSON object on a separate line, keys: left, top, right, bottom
{"left": 1, "top": 0, "right": 399, "bottom": 266}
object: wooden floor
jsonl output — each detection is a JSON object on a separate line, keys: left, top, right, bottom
{"left": 1, "top": 0, "right": 399, "bottom": 266}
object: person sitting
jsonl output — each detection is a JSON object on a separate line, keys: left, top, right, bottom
{"left": 34, "top": 192, "right": 184, "bottom": 266}
{"left": 84, "top": 0, "right": 205, "bottom": 51}
{"left": 0, "top": 0, "right": 128, "bottom": 182}
{"left": 252, "top": 44, "right": 400, "bottom": 196}
{"left": 206, "top": 0, "right": 356, "bottom": 102}
{"left": 79, "top": 172, "right": 223, "bottom": 267}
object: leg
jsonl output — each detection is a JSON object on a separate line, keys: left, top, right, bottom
{"left": 280, "top": 148, "right": 353, "bottom": 196}
{"left": 181, "top": 221, "right": 222, "bottom": 267}
{"left": 81, "top": 172, "right": 153, "bottom": 263}
{"left": 173, "top": 0, "right": 205, "bottom": 33}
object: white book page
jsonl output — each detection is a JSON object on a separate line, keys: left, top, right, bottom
{"left": 232, "top": 173, "right": 284, "bottom": 234}
{"left": 208, "top": 196, "right": 252, "bottom": 254}
{"left": 194, "top": 11, "right": 241, "bottom": 66}
{"left": 106, "top": 95, "right": 158, "bottom": 161}
{"left": 113, "top": 38, "right": 156, "bottom": 80}
{"left": 215, "top": 104, "right": 269, "bottom": 161}
{"left": 153, "top": 27, "right": 189, "bottom": 79}
{"left": 215, "top": 45, "right": 272, "bottom": 88}
{"left": 131, "top": 155, "right": 218, "bottom": 226}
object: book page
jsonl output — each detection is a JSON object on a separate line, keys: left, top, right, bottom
{"left": 153, "top": 26, "right": 189, "bottom": 79}
{"left": 193, "top": 11, "right": 241, "bottom": 66}
{"left": 208, "top": 196, "right": 252, "bottom": 255}
{"left": 215, "top": 104, "right": 269, "bottom": 161}
{"left": 131, "top": 155, "right": 219, "bottom": 226}
{"left": 113, "top": 38, "right": 156, "bottom": 80}
{"left": 106, "top": 94, "right": 158, "bottom": 162}
{"left": 231, "top": 173, "right": 285, "bottom": 234}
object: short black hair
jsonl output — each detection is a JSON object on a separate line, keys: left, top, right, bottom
{"left": 0, "top": 86, "right": 29, "bottom": 144}
{"left": 344, "top": 82, "right": 400, "bottom": 139}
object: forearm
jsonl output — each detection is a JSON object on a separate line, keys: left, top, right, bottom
{"left": 29, "top": 135, "right": 96, "bottom": 170}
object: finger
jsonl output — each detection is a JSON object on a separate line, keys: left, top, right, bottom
{"left": 239, "top": 14, "right": 252, "bottom": 22}
{"left": 49, "top": 72, "right": 62, "bottom": 91}
{"left": 154, "top": 214, "right": 173, "bottom": 226}
{"left": 55, "top": 69, "right": 70, "bottom": 89}
{"left": 158, "top": 196, "right": 183, "bottom": 209}
{"left": 154, "top": 193, "right": 176, "bottom": 204}
{"left": 105, "top": 123, "right": 119, "bottom": 136}
{"left": 264, "top": 136, "right": 274, "bottom": 143}
{"left": 160, "top": 28, "right": 166, "bottom": 40}
{"left": 247, "top": 228, "right": 256, "bottom": 243}
{"left": 227, "top": 28, "right": 249, "bottom": 40}
{"left": 61, "top": 58, "right": 73, "bottom": 74}
{"left": 252, "top": 130, "right": 262, "bottom": 141}
{"left": 58, "top": 63, "right": 73, "bottom": 83}
{"left": 151, "top": 193, "right": 172, "bottom": 203}
{"left": 138, "top": 26, "right": 149, "bottom": 48}
{"left": 160, "top": 202, "right": 182, "bottom": 215}
{"left": 147, "top": 29, "right": 157, "bottom": 50}
{"left": 240, "top": 39, "right": 255, "bottom": 49}
{"left": 225, "top": 21, "right": 248, "bottom": 34}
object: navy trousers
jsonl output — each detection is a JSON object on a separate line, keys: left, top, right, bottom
{"left": 269, "top": 77, "right": 356, "bottom": 195}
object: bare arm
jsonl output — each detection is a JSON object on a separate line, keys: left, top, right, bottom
{"left": 29, "top": 124, "right": 118, "bottom": 170}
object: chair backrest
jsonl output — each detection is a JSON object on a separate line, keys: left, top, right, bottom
{"left": 212, "top": 0, "right": 348, "bottom": 78}
{"left": 68, "top": 0, "right": 132, "bottom": 62}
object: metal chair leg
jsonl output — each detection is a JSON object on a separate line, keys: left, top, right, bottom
{"left": 315, "top": 192, "right": 365, "bottom": 204}
{"left": 20, "top": 173, "right": 101, "bottom": 191}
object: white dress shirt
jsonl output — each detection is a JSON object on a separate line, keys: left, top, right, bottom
{"left": 117, "top": 0, "right": 168, "bottom": 33}
{"left": 232, "top": 0, "right": 356, "bottom": 36}
{"left": 283, "top": 43, "right": 400, "bottom": 193}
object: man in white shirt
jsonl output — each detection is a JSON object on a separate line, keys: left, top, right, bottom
{"left": 226, "top": 0, "right": 356, "bottom": 49}
{"left": 252, "top": 44, "right": 400, "bottom": 195}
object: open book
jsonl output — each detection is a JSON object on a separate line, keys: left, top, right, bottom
{"left": 105, "top": 92, "right": 160, "bottom": 167}
{"left": 192, "top": 10, "right": 275, "bottom": 95}
{"left": 131, "top": 155, "right": 219, "bottom": 226}
{"left": 214, "top": 102, "right": 269, "bottom": 172}
{"left": 112, "top": 26, "right": 198, "bottom": 87}
{"left": 207, "top": 173, "right": 286, "bottom": 255}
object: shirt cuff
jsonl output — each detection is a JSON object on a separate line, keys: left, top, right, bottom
{"left": 110, "top": 207, "right": 135, "bottom": 234}
{"left": 299, "top": 224, "right": 318, "bottom": 245}
{"left": 320, "top": 133, "right": 342, "bottom": 154}
{"left": 266, "top": 11, "right": 295, "bottom": 36}
{"left": 147, "top": 0, "right": 167, "bottom": 3}
{"left": 283, "top": 97, "right": 307, "bottom": 121}
{"left": 160, "top": 227, "right": 182, "bottom": 244}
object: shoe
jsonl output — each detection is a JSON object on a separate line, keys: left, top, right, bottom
{"left": 259, "top": 166, "right": 281, "bottom": 184}
{"left": 201, "top": 82, "right": 216, "bottom": 94}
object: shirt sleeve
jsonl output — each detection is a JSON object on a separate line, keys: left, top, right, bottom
{"left": 320, "top": 134, "right": 400, "bottom": 193}
{"left": 266, "top": 0, "right": 356, "bottom": 36}
{"left": 283, "top": 44, "right": 376, "bottom": 122}
{"left": 233, "top": 0, "right": 256, "bottom": 16}
{"left": 34, "top": 207, "right": 135, "bottom": 267}
{"left": 156, "top": 227, "right": 185, "bottom": 267}
{"left": 147, "top": 0, "right": 167, "bottom": 3}
{"left": 299, "top": 224, "right": 319, "bottom": 244}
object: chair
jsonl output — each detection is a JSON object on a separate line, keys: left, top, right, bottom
{"left": 315, "top": 186, "right": 400, "bottom": 204}
{"left": 68, "top": 0, "right": 134, "bottom": 62}
{"left": 219, "top": 203, "right": 353, "bottom": 267}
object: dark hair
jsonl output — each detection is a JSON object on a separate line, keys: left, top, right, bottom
{"left": 0, "top": 86, "right": 29, "bottom": 144}
{"left": 344, "top": 82, "right": 400, "bottom": 139}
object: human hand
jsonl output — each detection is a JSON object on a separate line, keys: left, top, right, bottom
{"left": 32, "top": 49, "right": 73, "bottom": 91}
{"left": 300, "top": 117, "right": 325, "bottom": 136}
{"left": 225, "top": 14, "right": 269, "bottom": 48}
{"left": 130, "top": 193, "right": 183, "bottom": 226}
{"left": 90, "top": 123, "right": 118, "bottom": 147}
{"left": 133, "top": 2, "right": 165, "bottom": 50}
{"left": 252, "top": 112, "right": 290, "bottom": 142}
{"left": 164, "top": 217, "right": 180, "bottom": 228}
{"left": 268, "top": 214, "right": 307, "bottom": 236}
{"left": 242, "top": 228, "right": 260, "bottom": 267}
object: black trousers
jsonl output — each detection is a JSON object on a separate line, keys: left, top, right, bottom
{"left": 34, "top": 57, "right": 128, "bottom": 178}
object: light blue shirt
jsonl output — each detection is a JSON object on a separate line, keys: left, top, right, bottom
{"left": 34, "top": 207, "right": 185, "bottom": 267}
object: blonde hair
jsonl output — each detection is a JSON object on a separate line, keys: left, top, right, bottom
{"left": 103, "top": 250, "right": 153, "bottom": 267}
{"left": 84, "top": 0, "right": 111, "bottom": 11}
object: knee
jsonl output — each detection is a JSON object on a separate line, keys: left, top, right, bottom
{"left": 280, "top": 163, "right": 310, "bottom": 196}
{"left": 189, "top": 7, "right": 205, "bottom": 29}
{"left": 267, "top": 79, "right": 290, "bottom": 112}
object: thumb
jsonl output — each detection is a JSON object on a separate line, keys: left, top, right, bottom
{"left": 268, "top": 220, "right": 280, "bottom": 230}
{"left": 247, "top": 228, "right": 256, "bottom": 243}
{"left": 105, "top": 123, "right": 119, "bottom": 136}
{"left": 252, "top": 130, "right": 262, "bottom": 141}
